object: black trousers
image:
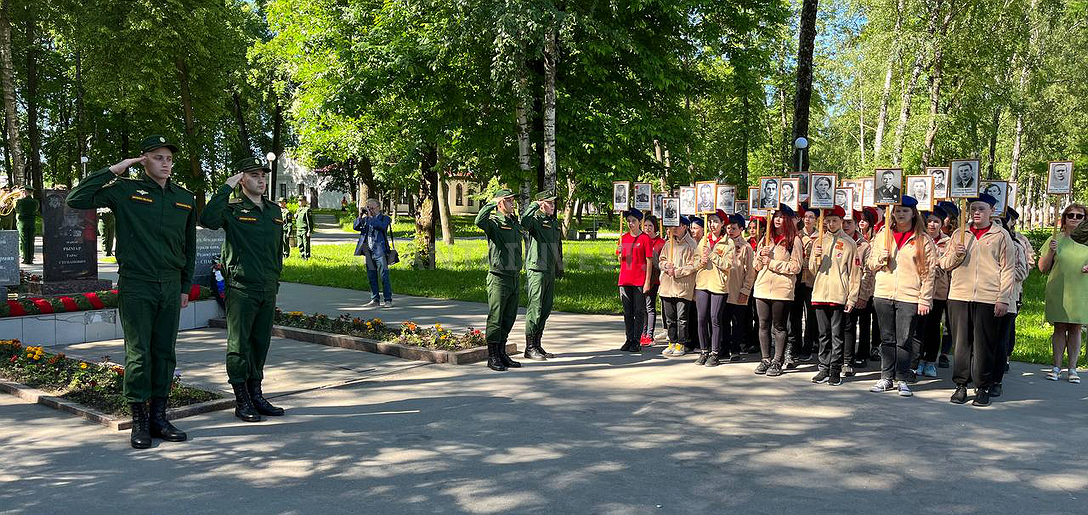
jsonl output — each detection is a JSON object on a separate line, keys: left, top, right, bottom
{"left": 789, "top": 282, "right": 817, "bottom": 356}
{"left": 660, "top": 297, "right": 690, "bottom": 345}
{"left": 914, "top": 299, "right": 947, "bottom": 366}
{"left": 940, "top": 303, "right": 954, "bottom": 355}
{"left": 948, "top": 300, "right": 1007, "bottom": 390}
{"left": 873, "top": 298, "right": 920, "bottom": 382}
{"left": 686, "top": 296, "right": 699, "bottom": 351}
{"left": 695, "top": 290, "right": 727, "bottom": 353}
{"left": 724, "top": 302, "right": 748, "bottom": 355}
{"left": 620, "top": 286, "right": 646, "bottom": 348}
{"left": 845, "top": 301, "right": 871, "bottom": 363}
{"left": 643, "top": 285, "right": 660, "bottom": 339}
{"left": 756, "top": 298, "right": 789, "bottom": 362}
{"left": 815, "top": 305, "right": 846, "bottom": 372}
{"left": 747, "top": 295, "right": 759, "bottom": 351}
{"left": 990, "top": 312, "right": 1017, "bottom": 385}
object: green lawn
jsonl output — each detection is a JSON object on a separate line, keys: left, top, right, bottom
{"left": 281, "top": 235, "right": 1079, "bottom": 367}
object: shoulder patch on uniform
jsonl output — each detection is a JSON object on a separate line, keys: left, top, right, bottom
{"left": 174, "top": 202, "right": 192, "bottom": 210}
{"left": 228, "top": 197, "right": 243, "bottom": 204}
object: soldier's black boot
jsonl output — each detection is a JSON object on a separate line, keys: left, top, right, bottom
{"left": 149, "top": 397, "right": 187, "bottom": 442}
{"left": 247, "top": 380, "right": 285, "bottom": 416}
{"left": 524, "top": 334, "right": 547, "bottom": 361}
{"left": 129, "top": 402, "right": 152, "bottom": 449}
{"left": 487, "top": 342, "right": 507, "bottom": 372}
{"left": 231, "top": 383, "right": 262, "bottom": 422}
{"left": 499, "top": 342, "right": 522, "bottom": 368}
{"left": 536, "top": 333, "right": 555, "bottom": 358}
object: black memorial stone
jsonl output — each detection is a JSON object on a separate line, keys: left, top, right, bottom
{"left": 194, "top": 228, "right": 225, "bottom": 288}
{"left": 30, "top": 189, "right": 111, "bottom": 295}
{"left": 0, "top": 230, "right": 17, "bottom": 286}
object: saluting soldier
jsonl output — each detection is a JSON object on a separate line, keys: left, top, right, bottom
{"left": 67, "top": 135, "right": 195, "bottom": 449}
{"left": 521, "top": 190, "right": 564, "bottom": 360}
{"left": 475, "top": 188, "right": 523, "bottom": 371}
{"left": 200, "top": 157, "right": 285, "bottom": 422}
{"left": 278, "top": 198, "right": 293, "bottom": 259}
{"left": 97, "top": 207, "right": 116, "bottom": 256}
{"left": 15, "top": 188, "right": 39, "bottom": 264}
{"left": 295, "top": 197, "right": 314, "bottom": 259}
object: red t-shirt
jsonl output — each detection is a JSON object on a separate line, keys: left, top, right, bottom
{"left": 650, "top": 236, "right": 666, "bottom": 285}
{"left": 893, "top": 230, "right": 914, "bottom": 250}
{"left": 618, "top": 232, "right": 653, "bottom": 286}
{"left": 970, "top": 225, "right": 990, "bottom": 240}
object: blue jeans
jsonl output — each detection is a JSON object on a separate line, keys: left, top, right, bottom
{"left": 366, "top": 251, "right": 392, "bottom": 302}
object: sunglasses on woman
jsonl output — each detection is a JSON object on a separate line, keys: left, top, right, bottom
{"left": 1067, "top": 213, "right": 1085, "bottom": 220}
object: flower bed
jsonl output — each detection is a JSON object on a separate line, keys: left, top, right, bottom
{"left": 0, "top": 339, "right": 220, "bottom": 416}
{"left": 0, "top": 285, "right": 214, "bottom": 319}
{"left": 274, "top": 309, "right": 486, "bottom": 351}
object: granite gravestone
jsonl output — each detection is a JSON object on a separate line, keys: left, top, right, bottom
{"left": 194, "top": 228, "right": 225, "bottom": 288}
{"left": 30, "top": 189, "right": 111, "bottom": 294}
{"left": 0, "top": 230, "right": 17, "bottom": 286}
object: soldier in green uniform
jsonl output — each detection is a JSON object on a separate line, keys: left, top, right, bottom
{"left": 67, "top": 135, "right": 195, "bottom": 449}
{"left": 521, "top": 190, "right": 564, "bottom": 360}
{"left": 295, "top": 197, "right": 314, "bottom": 259}
{"left": 200, "top": 157, "right": 285, "bottom": 422}
{"left": 97, "top": 208, "right": 115, "bottom": 256}
{"left": 15, "top": 188, "right": 39, "bottom": 264}
{"left": 475, "top": 189, "right": 523, "bottom": 371}
{"left": 278, "top": 198, "right": 293, "bottom": 259}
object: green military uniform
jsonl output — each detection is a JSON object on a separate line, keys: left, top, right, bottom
{"left": 295, "top": 203, "right": 313, "bottom": 258}
{"left": 521, "top": 191, "right": 564, "bottom": 360}
{"left": 279, "top": 200, "right": 293, "bottom": 259}
{"left": 15, "top": 192, "right": 39, "bottom": 264}
{"left": 97, "top": 208, "right": 115, "bottom": 256}
{"left": 200, "top": 157, "right": 285, "bottom": 421}
{"left": 67, "top": 136, "right": 196, "bottom": 406}
{"left": 475, "top": 189, "right": 523, "bottom": 371}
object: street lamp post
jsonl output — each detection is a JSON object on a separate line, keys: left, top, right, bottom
{"left": 80, "top": 156, "right": 89, "bottom": 178}
{"left": 266, "top": 152, "right": 277, "bottom": 199}
{"left": 793, "top": 137, "right": 808, "bottom": 173}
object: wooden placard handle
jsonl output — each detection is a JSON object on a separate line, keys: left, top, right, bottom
{"left": 959, "top": 199, "right": 968, "bottom": 246}
{"left": 884, "top": 205, "right": 893, "bottom": 251}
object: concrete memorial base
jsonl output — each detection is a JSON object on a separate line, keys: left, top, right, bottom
{"left": 26, "top": 278, "right": 113, "bottom": 296}
{"left": 1, "top": 299, "right": 222, "bottom": 346}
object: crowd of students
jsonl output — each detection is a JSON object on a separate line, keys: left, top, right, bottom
{"left": 615, "top": 194, "right": 1088, "bottom": 407}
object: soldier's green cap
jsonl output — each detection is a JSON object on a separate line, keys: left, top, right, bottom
{"left": 534, "top": 190, "right": 557, "bottom": 201}
{"left": 139, "top": 135, "right": 179, "bottom": 154}
{"left": 233, "top": 156, "right": 271, "bottom": 174}
{"left": 493, "top": 188, "right": 516, "bottom": 199}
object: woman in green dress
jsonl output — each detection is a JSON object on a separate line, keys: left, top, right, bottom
{"left": 1039, "top": 203, "right": 1088, "bottom": 383}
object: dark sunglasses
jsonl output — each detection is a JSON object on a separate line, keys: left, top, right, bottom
{"left": 1067, "top": 213, "right": 1085, "bottom": 220}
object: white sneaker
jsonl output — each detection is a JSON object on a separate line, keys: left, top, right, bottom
{"left": 384, "top": 300, "right": 394, "bottom": 308}
{"left": 869, "top": 379, "right": 893, "bottom": 392}
{"left": 897, "top": 381, "right": 913, "bottom": 397}
{"left": 1046, "top": 367, "right": 1061, "bottom": 381}
{"left": 923, "top": 363, "right": 938, "bottom": 377}
{"left": 364, "top": 300, "right": 380, "bottom": 307}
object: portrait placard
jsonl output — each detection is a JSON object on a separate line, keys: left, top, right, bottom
{"left": 949, "top": 159, "right": 980, "bottom": 198}
{"left": 652, "top": 192, "right": 665, "bottom": 218}
{"left": 1007, "top": 182, "right": 1018, "bottom": 210}
{"left": 612, "top": 181, "right": 630, "bottom": 212}
{"left": 906, "top": 175, "right": 934, "bottom": 211}
{"left": 780, "top": 178, "right": 800, "bottom": 213}
{"left": 861, "top": 178, "right": 875, "bottom": 207}
{"left": 927, "top": 167, "right": 950, "bottom": 200}
{"left": 980, "top": 180, "right": 1009, "bottom": 216}
{"left": 715, "top": 184, "right": 736, "bottom": 214}
{"left": 835, "top": 187, "right": 854, "bottom": 218}
{"left": 632, "top": 183, "right": 652, "bottom": 211}
{"left": 874, "top": 168, "right": 903, "bottom": 206}
{"left": 1047, "top": 161, "right": 1074, "bottom": 195}
{"left": 809, "top": 173, "right": 837, "bottom": 209}
{"left": 790, "top": 172, "right": 810, "bottom": 202}
{"left": 748, "top": 187, "right": 764, "bottom": 218}
{"left": 662, "top": 197, "right": 680, "bottom": 227}
{"left": 842, "top": 179, "right": 862, "bottom": 207}
{"left": 735, "top": 201, "right": 749, "bottom": 219}
{"left": 695, "top": 181, "right": 716, "bottom": 214}
{"left": 679, "top": 186, "right": 696, "bottom": 216}
{"left": 758, "top": 177, "right": 781, "bottom": 211}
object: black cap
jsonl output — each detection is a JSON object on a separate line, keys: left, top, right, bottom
{"left": 139, "top": 134, "right": 178, "bottom": 154}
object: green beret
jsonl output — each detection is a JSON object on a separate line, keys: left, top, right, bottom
{"left": 534, "top": 190, "right": 557, "bottom": 201}
{"left": 493, "top": 188, "right": 515, "bottom": 199}
{"left": 139, "top": 135, "right": 179, "bottom": 154}
{"left": 233, "top": 156, "right": 271, "bottom": 174}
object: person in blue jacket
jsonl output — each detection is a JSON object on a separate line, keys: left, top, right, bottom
{"left": 354, "top": 198, "right": 394, "bottom": 307}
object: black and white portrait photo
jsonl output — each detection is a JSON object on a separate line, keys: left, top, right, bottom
{"left": 652, "top": 192, "right": 665, "bottom": 218}
{"left": 906, "top": 175, "right": 933, "bottom": 211}
{"left": 759, "top": 177, "right": 780, "bottom": 209}
{"left": 735, "top": 200, "right": 749, "bottom": 219}
{"left": 696, "top": 181, "right": 716, "bottom": 214}
{"left": 809, "top": 173, "right": 836, "bottom": 209}
{"left": 874, "top": 168, "right": 902, "bottom": 205}
{"left": 862, "top": 178, "right": 875, "bottom": 207}
{"left": 1007, "top": 182, "right": 1018, "bottom": 210}
{"left": 1047, "top": 161, "right": 1074, "bottom": 195}
{"left": 781, "top": 178, "right": 800, "bottom": 212}
{"left": 662, "top": 197, "right": 680, "bottom": 227}
{"left": 613, "top": 181, "right": 629, "bottom": 212}
{"left": 842, "top": 179, "right": 862, "bottom": 207}
{"left": 716, "top": 184, "right": 736, "bottom": 214}
{"left": 981, "top": 181, "right": 1008, "bottom": 215}
{"left": 790, "top": 172, "right": 810, "bottom": 202}
{"left": 748, "top": 187, "right": 763, "bottom": 217}
{"left": 835, "top": 187, "right": 854, "bottom": 217}
{"left": 679, "top": 186, "right": 696, "bottom": 216}
{"left": 926, "top": 167, "right": 949, "bottom": 199}
{"left": 950, "top": 159, "right": 980, "bottom": 198}
{"left": 633, "top": 183, "right": 652, "bottom": 211}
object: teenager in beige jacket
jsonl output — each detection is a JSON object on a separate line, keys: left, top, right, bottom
{"left": 867, "top": 196, "right": 937, "bottom": 398}
{"left": 842, "top": 213, "right": 873, "bottom": 376}
{"left": 988, "top": 214, "right": 1029, "bottom": 397}
{"left": 693, "top": 210, "right": 734, "bottom": 366}
{"left": 914, "top": 205, "right": 951, "bottom": 379}
{"left": 790, "top": 208, "right": 820, "bottom": 364}
{"left": 808, "top": 206, "right": 862, "bottom": 386}
{"left": 660, "top": 217, "right": 699, "bottom": 358}
{"left": 941, "top": 193, "right": 1015, "bottom": 407}
{"left": 753, "top": 205, "right": 804, "bottom": 377}
{"left": 723, "top": 213, "right": 755, "bottom": 362}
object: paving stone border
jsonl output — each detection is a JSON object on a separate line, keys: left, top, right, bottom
{"left": 209, "top": 318, "right": 515, "bottom": 365}
{"left": 0, "top": 379, "right": 234, "bottom": 431}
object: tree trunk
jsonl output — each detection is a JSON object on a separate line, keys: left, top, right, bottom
{"left": 176, "top": 57, "right": 205, "bottom": 209}
{"left": 892, "top": 50, "right": 923, "bottom": 166}
{"left": 271, "top": 99, "right": 284, "bottom": 198}
{"left": 25, "top": 8, "right": 43, "bottom": 199}
{"left": 858, "top": 68, "right": 866, "bottom": 168}
{"left": 542, "top": 27, "right": 558, "bottom": 194}
{"left": 791, "top": 0, "right": 819, "bottom": 172}
{"left": 74, "top": 50, "right": 85, "bottom": 179}
{"left": 516, "top": 77, "right": 533, "bottom": 209}
{"left": 1011, "top": 0, "right": 1041, "bottom": 184}
{"left": 414, "top": 146, "right": 439, "bottom": 269}
{"left": 231, "top": 90, "right": 252, "bottom": 159}
{"left": 0, "top": 0, "right": 24, "bottom": 186}
{"left": 872, "top": 0, "right": 904, "bottom": 163}
{"left": 986, "top": 106, "right": 1001, "bottom": 179}
{"left": 921, "top": 2, "right": 953, "bottom": 168}
{"left": 437, "top": 171, "right": 454, "bottom": 245}
{"left": 560, "top": 176, "right": 576, "bottom": 239}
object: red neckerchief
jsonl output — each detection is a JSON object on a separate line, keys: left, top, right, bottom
{"left": 773, "top": 234, "right": 786, "bottom": 245}
{"left": 893, "top": 229, "right": 914, "bottom": 250}
{"left": 970, "top": 224, "right": 990, "bottom": 240}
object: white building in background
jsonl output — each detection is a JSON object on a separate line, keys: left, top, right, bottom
{"left": 393, "top": 174, "right": 482, "bottom": 216}
{"left": 271, "top": 154, "right": 349, "bottom": 209}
